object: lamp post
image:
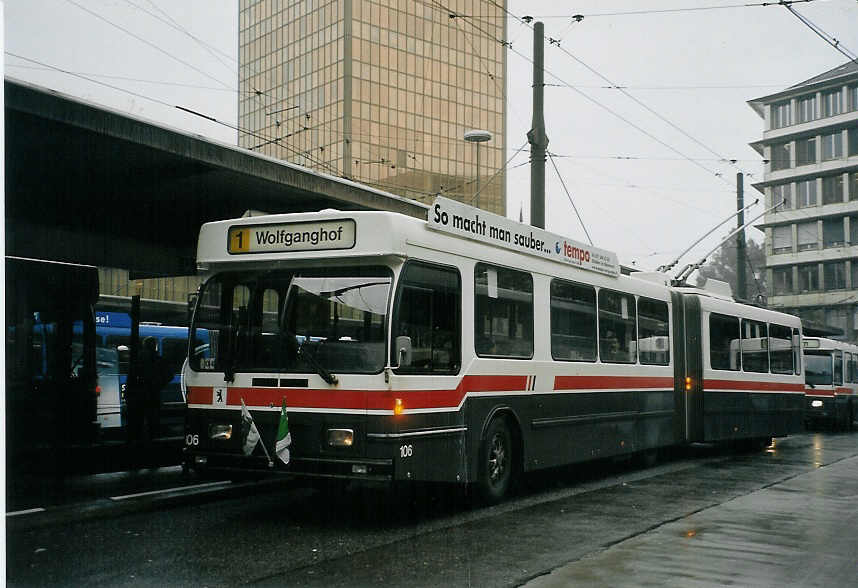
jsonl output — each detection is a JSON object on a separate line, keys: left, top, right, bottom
{"left": 464, "top": 129, "right": 492, "bottom": 209}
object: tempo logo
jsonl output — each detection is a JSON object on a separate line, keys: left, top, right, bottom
{"left": 555, "top": 241, "right": 561, "bottom": 254}
{"left": 562, "top": 241, "right": 591, "bottom": 262}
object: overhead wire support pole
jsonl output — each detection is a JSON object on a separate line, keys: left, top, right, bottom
{"left": 528, "top": 21, "right": 548, "bottom": 229}
{"left": 656, "top": 197, "right": 759, "bottom": 273}
{"left": 736, "top": 173, "right": 747, "bottom": 301}
{"left": 673, "top": 199, "right": 785, "bottom": 286}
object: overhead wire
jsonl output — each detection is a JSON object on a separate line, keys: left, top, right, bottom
{"left": 782, "top": 2, "right": 858, "bottom": 62}
{"left": 122, "top": 0, "right": 238, "bottom": 76}
{"left": 511, "top": 0, "right": 820, "bottom": 19}
{"left": 547, "top": 151, "right": 593, "bottom": 244}
{"left": 62, "top": 0, "right": 234, "bottom": 90}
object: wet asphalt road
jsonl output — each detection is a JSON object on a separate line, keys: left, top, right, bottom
{"left": 6, "top": 431, "right": 858, "bottom": 587}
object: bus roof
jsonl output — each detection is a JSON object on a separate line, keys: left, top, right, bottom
{"left": 197, "top": 197, "right": 620, "bottom": 278}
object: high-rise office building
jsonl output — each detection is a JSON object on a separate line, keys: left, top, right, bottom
{"left": 749, "top": 62, "right": 858, "bottom": 339}
{"left": 238, "top": 0, "right": 507, "bottom": 215}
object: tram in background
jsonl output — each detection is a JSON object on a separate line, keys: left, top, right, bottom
{"left": 182, "top": 198, "right": 804, "bottom": 502}
{"left": 5, "top": 256, "right": 100, "bottom": 468}
{"left": 803, "top": 336, "right": 858, "bottom": 429}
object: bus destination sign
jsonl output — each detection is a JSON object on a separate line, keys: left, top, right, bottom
{"left": 228, "top": 219, "right": 356, "bottom": 255}
{"left": 428, "top": 196, "right": 619, "bottom": 276}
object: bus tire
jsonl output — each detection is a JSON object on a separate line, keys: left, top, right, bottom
{"left": 477, "top": 416, "right": 514, "bottom": 504}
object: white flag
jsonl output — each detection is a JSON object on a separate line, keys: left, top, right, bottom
{"left": 240, "top": 399, "right": 260, "bottom": 456}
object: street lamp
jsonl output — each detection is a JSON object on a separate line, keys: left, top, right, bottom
{"left": 464, "top": 129, "right": 492, "bottom": 209}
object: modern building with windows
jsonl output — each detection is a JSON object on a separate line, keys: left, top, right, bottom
{"left": 237, "top": 0, "right": 507, "bottom": 215}
{"left": 749, "top": 62, "right": 858, "bottom": 339}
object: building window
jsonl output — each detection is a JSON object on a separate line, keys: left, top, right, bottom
{"left": 822, "top": 175, "right": 844, "bottom": 204}
{"left": 773, "top": 225, "right": 793, "bottom": 254}
{"left": 851, "top": 260, "right": 858, "bottom": 290}
{"left": 798, "top": 264, "right": 819, "bottom": 291}
{"left": 772, "top": 183, "right": 791, "bottom": 209}
{"left": 771, "top": 101, "right": 791, "bottom": 129}
{"left": 821, "top": 89, "right": 842, "bottom": 117}
{"left": 797, "top": 221, "right": 817, "bottom": 251}
{"left": 823, "top": 217, "right": 845, "bottom": 248}
{"left": 772, "top": 267, "right": 793, "bottom": 295}
{"left": 851, "top": 172, "right": 858, "bottom": 201}
{"left": 821, "top": 132, "right": 843, "bottom": 160}
{"left": 796, "top": 137, "right": 816, "bottom": 166}
{"left": 770, "top": 141, "right": 791, "bottom": 171}
{"left": 824, "top": 261, "right": 846, "bottom": 290}
{"left": 850, "top": 85, "right": 858, "bottom": 111}
{"left": 849, "top": 126, "right": 858, "bottom": 157}
{"left": 797, "top": 95, "right": 816, "bottom": 123}
{"left": 797, "top": 179, "right": 817, "bottom": 207}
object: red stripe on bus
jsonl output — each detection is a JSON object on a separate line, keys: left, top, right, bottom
{"left": 553, "top": 375, "right": 674, "bottom": 391}
{"left": 704, "top": 379, "right": 805, "bottom": 392}
{"left": 187, "top": 374, "right": 529, "bottom": 411}
{"left": 805, "top": 388, "right": 834, "bottom": 397}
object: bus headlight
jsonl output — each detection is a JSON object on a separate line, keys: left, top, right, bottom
{"left": 811, "top": 400, "right": 823, "bottom": 408}
{"left": 327, "top": 428, "right": 354, "bottom": 447}
{"left": 209, "top": 424, "right": 233, "bottom": 440}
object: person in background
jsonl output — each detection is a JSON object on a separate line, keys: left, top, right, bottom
{"left": 138, "top": 337, "right": 173, "bottom": 442}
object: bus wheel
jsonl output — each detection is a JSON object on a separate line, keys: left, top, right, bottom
{"left": 478, "top": 417, "right": 514, "bottom": 504}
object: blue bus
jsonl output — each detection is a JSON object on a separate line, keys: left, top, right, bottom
{"left": 94, "top": 311, "right": 198, "bottom": 440}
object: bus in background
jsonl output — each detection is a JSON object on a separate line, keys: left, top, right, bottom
{"left": 94, "top": 311, "right": 193, "bottom": 440}
{"left": 182, "top": 198, "right": 804, "bottom": 503}
{"left": 803, "top": 337, "right": 858, "bottom": 429}
{"left": 6, "top": 256, "right": 100, "bottom": 469}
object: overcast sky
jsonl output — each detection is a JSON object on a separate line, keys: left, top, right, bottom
{"left": 5, "top": 0, "right": 858, "bottom": 272}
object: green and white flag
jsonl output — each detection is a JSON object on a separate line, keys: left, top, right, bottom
{"left": 275, "top": 398, "right": 291, "bottom": 465}
{"left": 240, "top": 398, "right": 261, "bottom": 456}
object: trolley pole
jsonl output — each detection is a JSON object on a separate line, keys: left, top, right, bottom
{"left": 736, "top": 173, "right": 747, "bottom": 301}
{"left": 528, "top": 21, "right": 548, "bottom": 229}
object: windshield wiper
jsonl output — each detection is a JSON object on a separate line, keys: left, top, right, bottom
{"left": 297, "top": 344, "right": 338, "bottom": 385}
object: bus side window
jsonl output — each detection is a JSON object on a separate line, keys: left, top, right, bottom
{"left": 769, "top": 324, "right": 794, "bottom": 375}
{"left": 741, "top": 319, "right": 769, "bottom": 373}
{"left": 638, "top": 297, "right": 669, "bottom": 366}
{"left": 391, "top": 261, "right": 461, "bottom": 374}
{"left": 793, "top": 329, "right": 801, "bottom": 375}
{"left": 598, "top": 289, "right": 636, "bottom": 364}
{"left": 474, "top": 264, "right": 533, "bottom": 359}
{"left": 549, "top": 279, "right": 596, "bottom": 362}
{"left": 833, "top": 350, "right": 843, "bottom": 386}
{"left": 710, "top": 313, "right": 739, "bottom": 371}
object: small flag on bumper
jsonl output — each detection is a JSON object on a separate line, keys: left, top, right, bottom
{"left": 240, "top": 399, "right": 261, "bottom": 456}
{"left": 276, "top": 399, "right": 291, "bottom": 465}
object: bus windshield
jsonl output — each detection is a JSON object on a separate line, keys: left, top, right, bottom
{"left": 190, "top": 267, "right": 391, "bottom": 376}
{"left": 804, "top": 352, "right": 833, "bottom": 386}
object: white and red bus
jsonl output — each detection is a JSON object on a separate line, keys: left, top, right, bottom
{"left": 182, "top": 197, "right": 804, "bottom": 502}
{"left": 803, "top": 337, "right": 858, "bottom": 429}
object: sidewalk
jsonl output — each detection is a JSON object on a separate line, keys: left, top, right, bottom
{"left": 525, "top": 454, "right": 858, "bottom": 587}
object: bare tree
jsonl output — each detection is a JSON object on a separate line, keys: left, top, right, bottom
{"left": 694, "top": 237, "right": 767, "bottom": 301}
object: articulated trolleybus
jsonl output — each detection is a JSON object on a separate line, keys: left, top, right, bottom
{"left": 183, "top": 197, "right": 804, "bottom": 502}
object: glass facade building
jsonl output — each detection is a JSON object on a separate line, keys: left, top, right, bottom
{"left": 238, "top": 0, "right": 507, "bottom": 214}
